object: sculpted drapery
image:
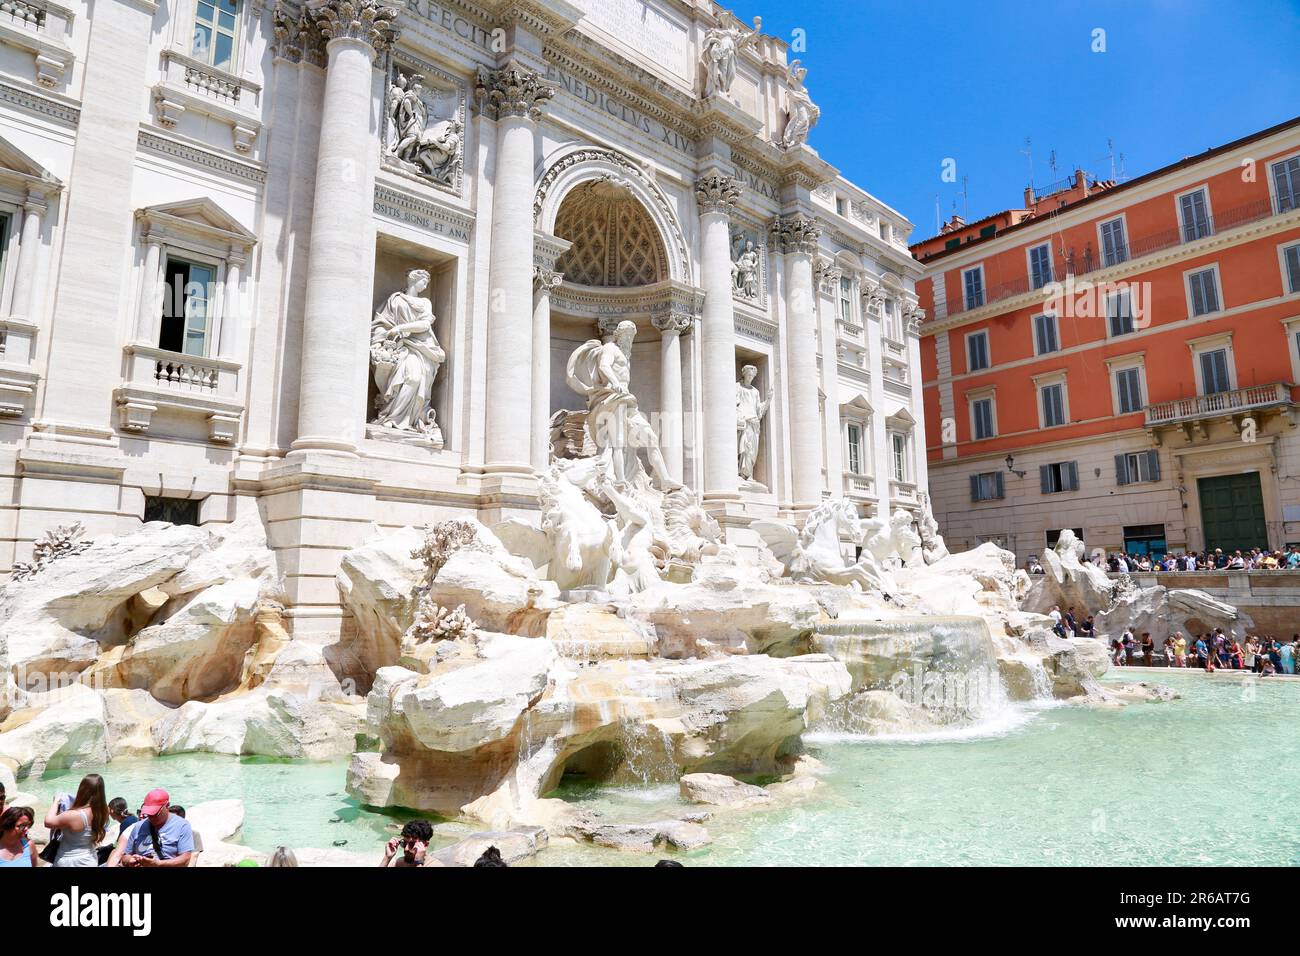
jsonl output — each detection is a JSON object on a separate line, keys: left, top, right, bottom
{"left": 370, "top": 269, "right": 445, "bottom": 435}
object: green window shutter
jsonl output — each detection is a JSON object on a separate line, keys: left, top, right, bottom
{"left": 994, "top": 471, "right": 1005, "bottom": 499}
{"left": 970, "top": 474, "right": 981, "bottom": 501}
{"left": 1066, "top": 461, "right": 1079, "bottom": 491}
{"left": 1115, "top": 454, "right": 1130, "bottom": 486}
{"left": 1146, "top": 450, "right": 1161, "bottom": 482}
{"left": 1039, "top": 464, "right": 1051, "bottom": 494}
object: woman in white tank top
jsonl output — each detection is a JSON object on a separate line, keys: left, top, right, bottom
{"left": 44, "top": 773, "right": 108, "bottom": 867}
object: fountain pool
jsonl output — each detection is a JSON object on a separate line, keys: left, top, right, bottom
{"left": 29, "top": 669, "right": 1299, "bottom": 865}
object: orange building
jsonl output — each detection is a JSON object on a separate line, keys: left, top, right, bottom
{"left": 914, "top": 116, "right": 1300, "bottom": 563}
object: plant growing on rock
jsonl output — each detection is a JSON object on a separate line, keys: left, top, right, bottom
{"left": 11, "top": 522, "right": 92, "bottom": 580}
{"left": 412, "top": 519, "right": 486, "bottom": 584}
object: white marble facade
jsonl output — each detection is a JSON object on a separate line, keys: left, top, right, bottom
{"left": 0, "top": 0, "right": 926, "bottom": 636}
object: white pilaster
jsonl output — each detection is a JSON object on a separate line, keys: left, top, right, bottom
{"left": 219, "top": 254, "right": 244, "bottom": 359}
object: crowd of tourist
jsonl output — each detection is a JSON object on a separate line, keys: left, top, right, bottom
{"left": 0, "top": 773, "right": 211, "bottom": 869}
{"left": 1105, "top": 629, "right": 1299, "bottom": 673}
{"left": 0, "top": 772, "right": 679, "bottom": 868}
{"left": 1029, "top": 546, "right": 1300, "bottom": 574}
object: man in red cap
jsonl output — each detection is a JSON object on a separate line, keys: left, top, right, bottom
{"left": 106, "top": 789, "right": 195, "bottom": 868}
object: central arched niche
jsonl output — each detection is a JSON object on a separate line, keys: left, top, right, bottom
{"left": 553, "top": 179, "right": 667, "bottom": 287}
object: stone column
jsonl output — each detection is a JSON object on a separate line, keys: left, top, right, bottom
{"left": 132, "top": 234, "right": 164, "bottom": 342}
{"left": 477, "top": 64, "right": 554, "bottom": 475}
{"left": 695, "top": 174, "right": 743, "bottom": 499}
{"left": 653, "top": 309, "right": 692, "bottom": 481}
{"left": 772, "top": 213, "right": 824, "bottom": 510}
{"left": 9, "top": 197, "right": 45, "bottom": 321}
{"left": 291, "top": 0, "right": 398, "bottom": 458}
{"left": 218, "top": 251, "right": 245, "bottom": 359}
{"left": 814, "top": 258, "right": 844, "bottom": 488}
{"left": 531, "top": 265, "right": 562, "bottom": 471}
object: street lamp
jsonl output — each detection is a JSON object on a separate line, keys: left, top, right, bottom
{"left": 1004, "top": 453, "right": 1026, "bottom": 479}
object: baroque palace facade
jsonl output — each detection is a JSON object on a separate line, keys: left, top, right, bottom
{"left": 915, "top": 116, "right": 1300, "bottom": 565}
{"left": 0, "top": 0, "right": 927, "bottom": 636}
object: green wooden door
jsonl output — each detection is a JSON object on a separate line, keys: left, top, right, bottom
{"left": 1198, "top": 473, "right": 1267, "bottom": 553}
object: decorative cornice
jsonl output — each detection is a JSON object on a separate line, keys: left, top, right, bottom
{"left": 474, "top": 62, "right": 555, "bottom": 121}
{"left": 769, "top": 213, "right": 820, "bottom": 255}
{"left": 0, "top": 79, "right": 78, "bottom": 126}
{"left": 813, "top": 255, "right": 841, "bottom": 294}
{"left": 695, "top": 174, "right": 742, "bottom": 215}
{"left": 137, "top": 130, "right": 267, "bottom": 184}
{"left": 307, "top": 0, "right": 400, "bottom": 55}
{"left": 271, "top": 1, "right": 326, "bottom": 66}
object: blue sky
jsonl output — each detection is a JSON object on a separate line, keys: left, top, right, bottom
{"left": 748, "top": 0, "right": 1300, "bottom": 240}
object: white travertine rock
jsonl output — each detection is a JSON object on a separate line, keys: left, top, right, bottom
{"left": 115, "top": 578, "right": 264, "bottom": 705}
{"left": 624, "top": 565, "right": 825, "bottom": 657}
{"left": 1095, "top": 585, "right": 1253, "bottom": 640}
{"left": 101, "top": 688, "right": 169, "bottom": 757}
{"left": 427, "top": 543, "right": 560, "bottom": 635}
{"left": 427, "top": 827, "right": 548, "bottom": 867}
{"left": 336, "top": 526, "right": 425, "bottom": 676}
{"left": 679, "top": 772, "right": 771, "bottom": 807}
{"left": 188, "top": 798, "right": 245, "bottom": 844}
{"left": 0, "top": 523, "right": 210, "bottom": 681}
{"left": 575, "top": 819, "right": 711, "bottom": 853}
{"left": 152, "top": 688, "right": 364, "bottom": 759}
{"left": 1045, "top": 636, "right": 1112, "bottom": 698}
{"left": 0, "top": 684, "right": 109, "bottom": 777}
{"left": 355, "top": 647, "right": 851, "bottom": 818}
{"left": 163, "top": 510, "right": 278, "bottom": 597}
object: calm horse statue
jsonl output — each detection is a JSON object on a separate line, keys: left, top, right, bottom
{"left": 753, "top": 498, "right": 889, "bottom": 592}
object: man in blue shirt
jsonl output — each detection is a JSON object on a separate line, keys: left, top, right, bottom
{"left": 107, "top": 788, "right": 194, "bottom": 868}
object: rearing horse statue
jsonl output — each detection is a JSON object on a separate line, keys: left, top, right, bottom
{"left": 752, "top": 498, "right": 890, "bottom": 592}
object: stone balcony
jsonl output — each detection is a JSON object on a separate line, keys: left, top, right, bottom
{"left": 842, "top": 471, "right": 874, "bottom": 500}
{"left": 152, "top": 48, "right": 262, "bottom": 154}
{"left": 1144, "top": 382, "right": 1293, "bottom": 441}
{"left": 889, "top": 478, "right": 919, "bottom": 508}
{"left": 114, "top": 344, "right": 244, "bottom": 442}
{"left": 0, "top": 0, "right": 74, "bottom": 88}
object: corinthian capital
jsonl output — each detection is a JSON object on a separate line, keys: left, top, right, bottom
{"left": 695, "top": 174, "right": 743, "bottom": 215}
{"left": 533, "top": 266, "right": 563, "bottom": 291}
{"left": 475, "top": 64, "right": 555, "bottom": 121}
{"left": 769, "top": 213, "right": 821, "bottom": 255}
{"left": 652, "top": 308, "right": 693, "bottom": 336}
{"left": 307, "top": 0, "right": 400, "bottom": 55}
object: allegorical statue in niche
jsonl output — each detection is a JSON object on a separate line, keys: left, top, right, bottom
{"left": 566, "top": 320, "right": 681, "bottom": 491}
{"left": 701, "top": 16, "right": 762, "bottom": 99}
{"left": 735, "top": 364, "right": 771, "bottom": 482}
{"left": 370, "top": 269, "right": 445, "bottom": 441}
{"left": 780, "top": 60, "right": 819, "bottom": 149}
{"left": 386, "top": 72, "right": 462, "bottom": 186}
{"left": 732, "top": 238, "right": 759, "bottom": 299}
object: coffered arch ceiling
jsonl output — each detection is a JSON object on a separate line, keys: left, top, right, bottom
{"left": 553, "top": 179, "right": 668, "bottom": 288}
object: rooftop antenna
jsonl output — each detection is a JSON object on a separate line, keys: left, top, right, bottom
{"left": 1047, "top": 149, "right": 1059, "bottom": 182}
{"left": 1020, "top": 136, "right": 1035, "bottom": 193}
{"left": 961, "top": 174, "right": 969, "bottom": 220}
{"left": 1118, "top": 151, "right": 1128, "bottom": 181}
{"left": 935, "top": 194, "right": 941, "bottom": 234}
{"left": 1107, "top": 138, "right": 1117, "bottom": 181}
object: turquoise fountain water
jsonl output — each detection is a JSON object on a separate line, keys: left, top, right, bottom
{"left": 30, "top": 670, "right": 1300, "bottom": 865}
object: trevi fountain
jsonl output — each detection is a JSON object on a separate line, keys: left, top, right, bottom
{"left": 1, "top": 322, "right": 1282, "bottom": 867}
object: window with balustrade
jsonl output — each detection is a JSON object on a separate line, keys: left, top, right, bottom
{"left": 962, "top": 265, "right": 985, "bottom": 309}
{"left": 1099, "top": 216, "right": 1128, "bottom": 266}
{"left": 193, "top": 0, "right": 240, "bottom": 72}
{"left": 1280, "top": 240, "right": 1300, "bottom": 295}
{"left": 1178, "top": 187, "right": 1212, "bottom": 242}
{"left": 838, "top": 275, "right": 853, "bottom": 323}
{"left": 844, "top": 420, "right": 867, "bottom": 475}
{"left": 889, "top": 431, "right": 908, "bottom": 483}
{"left": 1027, "top": 243, "right": 1053, "bottom": 289}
